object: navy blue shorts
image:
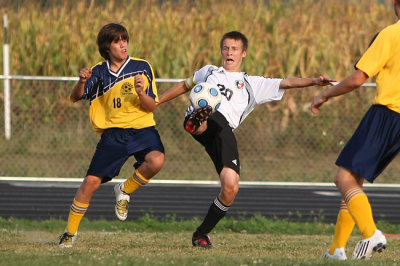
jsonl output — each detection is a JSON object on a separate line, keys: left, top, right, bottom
{"left": 87, "top": 127, "right": 164, "bottom": 183}
{"left": 336, "top": 105, "right": 400, "bottom": 183}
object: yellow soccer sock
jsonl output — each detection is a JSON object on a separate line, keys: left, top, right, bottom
{"left": 329, "top": 200, "right": 355, "bottom": 255}
{"left": 344, "top": 187, "right": 376, "bottom": 239}
{"left": 123, "top": 170, "right": 150, "bottom": 194}
{"left": 66, "top": 198, "right": 89, "bottom": 235}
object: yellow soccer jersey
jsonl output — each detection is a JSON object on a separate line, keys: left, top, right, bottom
{"left": 356, "top": 21, "right": 400, "bottom": 113}
{"left": 79, "top": 57, "right": 158, "bottom": 133}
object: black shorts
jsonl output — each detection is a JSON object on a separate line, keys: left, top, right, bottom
{"left": 193, "top": 111, "right": 240, "bottom": 175}
{"left": 336, "top": 105, "right": 400, "bottom": 183}
{"left": 87, "top": 127, "right": 164, "bottom": 183}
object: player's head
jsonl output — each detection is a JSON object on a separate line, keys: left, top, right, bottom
{"left": 220, "top": 31, "right": 248, "bottom": 52}
{"left": 220, "top": 31, "right": 248, "bottom": 72}
{"left": 97, "top": 23, "right": 129, "bottom": 60}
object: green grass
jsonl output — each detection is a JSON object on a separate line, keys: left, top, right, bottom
{"left": 1, "top": 216, "right": 400, "bottom": 265}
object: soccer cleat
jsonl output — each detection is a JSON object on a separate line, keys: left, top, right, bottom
{"left": 59, "top": 230, "right": 77, "bottom": 248}
{"left": 192, "top": 232, "right": 213, "bottom": 248}
{"left": 323, "top": 248, "right": 347, "bottom": 260}
{"left": 114, "top": 183, "right": 130, "bottom": 221}
{"left": 183, "top": 105, "right": 212, "bottom": 134}
{"left": 352, "top": 229, "right": 387, "bottom": 259}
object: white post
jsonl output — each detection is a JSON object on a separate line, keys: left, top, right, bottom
{"left": 3, "top": 14, "right": 11, "bottom": 140}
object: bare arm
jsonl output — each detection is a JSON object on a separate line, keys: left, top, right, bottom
{"left": 158, "top": 81, "right": 189, "bottom": 105}
{"left": 311, "top": 70, "right": 369, "bottom": 115}
{"left": 280, "top": 76, "right": 335, "bottom": 90}
{"left": 71, "top": 68, "right": 92, "bottom": 102}
{"left": 135, "top": 74, "right": 156, "bottom": 112}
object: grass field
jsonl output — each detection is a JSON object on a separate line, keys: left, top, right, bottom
{"left": 1, "top": 217, "right": 400, "bottom": 265}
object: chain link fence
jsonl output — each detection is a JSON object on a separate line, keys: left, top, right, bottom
{"left": 1, "top": 78, "right": 400, "bottom": 183}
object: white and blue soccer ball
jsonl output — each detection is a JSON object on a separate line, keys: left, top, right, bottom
{"left": 189, "top": 82, "right": 221, "bottom": 112}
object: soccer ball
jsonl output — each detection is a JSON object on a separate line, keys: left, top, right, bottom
{"left": 189, "top": 82, "right": 222, "bottom": 112}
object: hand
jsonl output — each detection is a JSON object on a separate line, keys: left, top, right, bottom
{"left": 314, "top": 76, "right": 336, "bottom": 86}
{"left": 78, "top": 68, "right": 92, "bottom": 83}
{"left": 311, "top": 93, "right": 328, "bottom": 115}
{"left": 134, "top": 74, "right": 145, "bottom": 95}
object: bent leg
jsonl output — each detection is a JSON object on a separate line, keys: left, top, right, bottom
{"left": 123, "top": 150, "right": 165, "bottom": 194}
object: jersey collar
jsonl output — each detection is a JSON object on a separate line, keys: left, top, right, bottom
{"left": 218, "top": 66, "right": 247, "bottom": 76}
{"left": 106, "top": 56, "right": 131, "bottom": 77}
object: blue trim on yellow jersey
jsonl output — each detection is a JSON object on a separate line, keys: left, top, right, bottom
{"left": 81, "top": 56, "right": 158, "bottom": 133}
{"left": 83, "top": 57, "right": 156, "bottom": 103}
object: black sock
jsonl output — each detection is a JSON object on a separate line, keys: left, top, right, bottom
{"left": 196, "top": 197, "right": 229, "bottom": 235}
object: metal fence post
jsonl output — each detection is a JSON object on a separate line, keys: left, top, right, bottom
{"left": 3, "top": 14, "right": 11, "bottom": 140}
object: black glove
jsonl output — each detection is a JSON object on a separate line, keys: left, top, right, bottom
{"left": 183, "top": 105, "right": 213, "bottom": 134}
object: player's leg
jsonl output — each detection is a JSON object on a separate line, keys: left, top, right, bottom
{"left": 324, "top": 201, "right": 355, "bottom": 260}
{"left": 324, "top": 176, "right": 363, "bottom": 260}
{"left": 119, "top": 150, "right": 164, "bottom": 194}
{"left": 192, "top": 112, "right": 240, "bottom": 248}
{"left": 218, "top": 167, "right": 240, "bottom": 206}
{"left": 59, "top": 175, "right": 102, "bottom": 248}
{"left": 114, "top": 127, "right": 165, "bottom": 220}
{"left": 114, "top": 150, "right": 164, "bottom": 220}
{"left": 193, "top": 167, "right": 239, "bottom": 246}
{"left": 335, "top": 167, "right": 386, "bottom": 259}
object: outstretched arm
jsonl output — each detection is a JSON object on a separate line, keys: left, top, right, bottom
{"left": 279, "top": 76, "right": 335, "bottom": 90}
{"left": 158, "top": 81, "right": 189, "bottom": 105}
{"left": 311, "top": 70, "right": 368, "bottom": 115}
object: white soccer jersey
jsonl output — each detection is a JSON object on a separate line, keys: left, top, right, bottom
{"left": 186, "top": 65, "right": 284, "bottom": 129}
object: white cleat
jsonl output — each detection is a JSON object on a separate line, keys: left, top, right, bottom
{"left": 323, "top": 247, "right": 347, "bottom": 260}
{"left": 352, "top": 229, "right": 387, "bottom": 259}
{"left": 114, "top": 183, "right": 130, "bottom": 221}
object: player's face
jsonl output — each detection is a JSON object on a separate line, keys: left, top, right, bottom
{"left": 108, "top": 37, "right": 128, "bottom": 63}
{"left": 221, "top": 38, "right": 247, "bottom": 72}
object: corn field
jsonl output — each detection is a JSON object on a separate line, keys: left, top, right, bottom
{"left": 1, "top": 0, "right": 400, "bottom": 182}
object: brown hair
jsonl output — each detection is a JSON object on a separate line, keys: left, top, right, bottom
{"left": 220, "top": 31, "right": 248, "bottom": 51}
{"left": 97, "top": 23, "right": 129, "bottom": 60}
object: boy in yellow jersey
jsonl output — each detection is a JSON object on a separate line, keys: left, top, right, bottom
{"left": 312, "top": 0, "right": 400, "bottom": 259}
{"left": 59, "top": 23, "right": 165, "bottom": 248}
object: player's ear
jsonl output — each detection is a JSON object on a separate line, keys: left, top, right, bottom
{"left": 242, "top": 50, "right": 247, "bottom": 59}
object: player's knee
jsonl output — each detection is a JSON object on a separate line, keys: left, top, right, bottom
{"left": 81, "top": 175, "right": 102, "bottom": 192}
{"left": 146, "top": 151, "right": 165, "bottom": 172}
{"left": 222, "top": 182, "right": 239, "bottom": 197}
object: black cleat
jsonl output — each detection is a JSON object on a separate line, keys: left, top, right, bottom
{"left": 183, "top": 106, "right": 212, "bottom": 133}
{"left": 192, "top": 232, "right": 213, "bottom": 248}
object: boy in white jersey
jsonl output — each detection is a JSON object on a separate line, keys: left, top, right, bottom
{"left": 59, "top": 23, "right": 165, "bottom": 248}
{"left": 158, "top": 31, "right": 334, "bottom": 248}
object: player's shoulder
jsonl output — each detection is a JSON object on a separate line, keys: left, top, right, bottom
{"left": 197, "top": 64, "right": 218, "bottom": 72}
{"left": 91, "top": 60, "right": 107, "bottom": 69}
{"left": 378, "top": 21, "right": 400, "bottom": 38}
{"left": 128, "top": 57, "right": 154, "bottom": 72}
{"left": 195, "top": 65, "right": 220, "bottom": 78}
{"left": 129, "top": 56, "right": 151, "bottom": 64}
{"left": 89, "top": 61, "right": 108, "bottom": 76}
